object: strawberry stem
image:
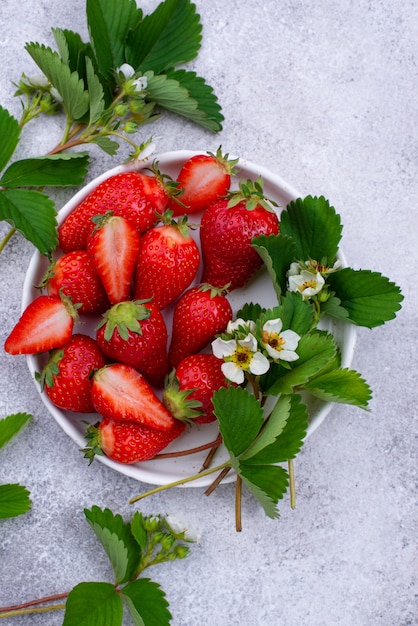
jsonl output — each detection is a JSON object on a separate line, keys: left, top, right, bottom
{"left": 129, "top": 462, "right": 230, "bottom": 504}
{"left": 235, "top": 475, "right": 243, "bottom": 532}
{"left": 204, "top": 466, "right": 231, "bottom": 496}
{"left": 155, "top": 434, "right": 223, "bottom": 460}
{"left": 0, "top": 593, "right": 68, "bottom": 614}
{"left": 288, "top": 459, "right": 296, "bottom": 509}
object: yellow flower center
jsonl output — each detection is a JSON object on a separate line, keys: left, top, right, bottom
{"left": 299, "top": 278, "right": 317, "bottom": 291}
{"left": 229, "top": 345, "right": 252, "bottom": 370}
{"left": 262, "top": 331, "right": 285, "bottom": 351}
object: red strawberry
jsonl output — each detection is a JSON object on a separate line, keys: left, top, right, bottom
{"left": 133, "top": 214, "right": 200, "bottom": 309}
{"left": 90, "top": 363, "right": 175, "bottom": 431}
{"left": 42, "top": 250, "right": 109, "bottom": 315}
{"left": 4, "top": 294, "right": 78, "bottom": 355}
{"left": 163, "top": 354, "right": 232, "bottom": 424}
{"left": 58, "top": 167, "right": 172, "bottom": 252}
{"left": 168, "top": 283, "right": 232, "bottom": 369}
{"left": 83, "top": 416, "right": 186, "bottom": 464}
{"left": 38, "top": 334, "right": 107, "bottom": 413}
{"left": 200, "top": 177, "right": 280, "bottom": 291}
{"left": 96, "top": 300, "right": 168, "bottom": 388}
{"left": 87, "top": 213, "right": 140, "bottom": 304}
{"left": 169, "top": 147, "right": 238, "bottom": 216}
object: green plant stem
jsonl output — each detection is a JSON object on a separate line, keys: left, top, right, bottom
{"left": 0, "top": 228, "right": 16, "bottom": 254}
{"left": 129, "top": 462, "right": 230, "bottom": 504}
{"left": 235, "top": 476, "right": 243, "bottom": 532}
{"left": 288, "top": 459, "right": 296, "bottom": 509}
{"left": 0, "top": 604, "right": 66, "bottom": 619}
{"left": 0, "top": 592, "right": 68, "bottom": 615}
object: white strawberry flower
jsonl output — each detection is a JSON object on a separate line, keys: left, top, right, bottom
{"left": 212, "top": 333, "right": 270, "bottom": 384}
{"left": 117, "top": 63, "right": 136, "bottom": 79}
{"left": 288, "top": 269, "right": 325, "bottom": 297}
{"left": 226, "top": 317, "right": 256, "bottom": 335}
{"left": 261, "top": 318, "right": 300, "bottom": 362}
{"left": 117, "top": 63, "right": 147, "bottom": 93}
{"left": 165, "top": 514, "right": 200, "bottom": 542}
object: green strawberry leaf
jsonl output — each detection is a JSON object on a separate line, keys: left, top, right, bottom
{"left": 262, "top": 330, "right": 338, "bottom": 396}
{"left": 258, "top": 292, "right": 314, "bottom": 336}
{"left": 252, "top": 233, "right": 297, "bottom": 299}
{"left": 91, "top": 136, "right": 120, "bottom": 155}
{"left": 0, "top": 153, "right": 89, "bottom": 188}
{"left": 242, "top": 394, "right": 308, "bottom": 465}
{"left": 122, "top": 578, "right": 171, "bottom": 626}
{"left": 85, "top": 57, "right": 106, "bottom": 124}
{"left": 52, "top": 28, "right": 95, "bottom": 84}
{"left": 130, "top": 511, "right": 149, "bottom": 552}
{"left": 212, "top": 387, "right": 264, "bottom": 457}
{"left": 238, "top": 464, "right": 289, "bottom": 519}
{"left": 319, "top": 293, "right": 350, "bottom": 321}
{"left": 237, "top": 302, "right": 265, "bottom": 324}
{"left": 239, "top": 394, "right": 293, "bottom": 460}
{"left": 24, "top": 43, "right": 89, "bottom": 120}
{"left": 0, "top": 188, "right": 58, "bottom": 254}
{"left": 0, "top": 484, "right": 31, "bottom": 519}
{"left": 84, "top": 506, "right": 142, "bottom": 585}
{"left": 126, "top": 0, "right": 202, "bottom": 74}
{"left": 145, "top": 69, "right": 223, "bottom": 132}
{"left": 326, "top": 268, "right": 403, "bottom": 328}
{"left": 63, "top": 582, "right": 123, "bottom": 626}
{"left": 86, "top": 0, "right": 143, "bottom": 81}
{"left": 280, "top": 195, "right": 343, "bottom": 265}
{"left": 304, "top": 368, "right": 372, "bottom": 409}
{"left": 0, "top": 412, "right": 32, "bottom": 449}
{"left": 0, "top": 105, "right": 20, "bottom": 172}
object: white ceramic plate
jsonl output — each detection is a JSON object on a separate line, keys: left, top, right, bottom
{"left": 23, "top": 150, "right": 356, "bottom": 487}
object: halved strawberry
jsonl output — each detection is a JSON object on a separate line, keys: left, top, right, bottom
{"left": 42, "top": 250, "right": 109, "bottom": 315}
{"left": 4, "top": 294, "right": 78, "bottom": 355}
{"left": 96, "top": 300, "right": 168, "bottom": 388}
{"left": 163, "top": 353, "right": 233, "bottom": 424}
{"left": 91, "top": 363, "right": 174, "bottom": 431}
{"left": 87, "top": 213, "right": 140, "bottom": 304}
{"left": 38, "top": 334, "right": 107, "bottom": 413}
{"left": 169, "top": 147, "right": 238, "bottom": 216}
{"left": 168, "top": 283, "right": 232, "bottom": 369}
{"left": 133, "top": 213, "right": 200, "bottom": 309}
{"left": 83, "top": 416, "right": 186, "bottom": 464}
{"left": 58, "top": 167, "right": 172, "bottom": 252}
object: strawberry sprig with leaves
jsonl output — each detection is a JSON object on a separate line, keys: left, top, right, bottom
{"left": 0, "top": 506, "right": 196, "bottom": 624}
{"left": 0, "top": 0, "right": 223, "bottom": 255}
{"left": 130, "top": 196, "right": 403, "bottom": 531}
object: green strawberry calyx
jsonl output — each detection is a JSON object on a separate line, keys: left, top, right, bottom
{"left": 227, "top": 176, "right": 278, "bottom": 212}
{"left": 96, "top": 300, "right": 152, "bottom": 342}
{"left": 82, "top": 421, "right": 104, "bottom": 465}
{"left": 162, "top": 370, "right": 204, "bottom": 423}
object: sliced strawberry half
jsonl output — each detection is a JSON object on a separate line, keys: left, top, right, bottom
{"left": 4, "top": 293, "right": 78, "bottom": 355}
{"left": 91, "top": 363, "right": 174, "bottom": 431}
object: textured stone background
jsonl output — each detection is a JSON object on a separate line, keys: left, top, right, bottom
{"left": 0, "top": 1, "right": 416, "bottom": 625}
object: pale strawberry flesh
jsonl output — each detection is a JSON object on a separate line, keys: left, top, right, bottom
{"left": 91, "top": 364, "right": 174, "bottom": 430}
{"left": 4, "top": 296, "right": 75, "bottom": 355}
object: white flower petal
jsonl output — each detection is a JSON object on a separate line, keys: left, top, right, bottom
{"left": 222, "top": 361, "right": 245, "bottom": 384}
{"left": 249, "top": 352, "right": 270, "bottom": 376}
{"left": 118, "top": 63, "right": 135, "bottom": 78}
{"left": 287, "top": 261, "right": 302, "bottom": 276}
{"left": 238, "top": 333, "right": 258, "bottom": 352}
{"left": 211, "top": 337, "right": 237, "bottom": 359}
{"left": 278, "top": 349, "right": 299, "bottom": 362}
{"left": 263, "top": 318, "right": 283, "bottom": 335}
{"left": 280, "top": 329, "right": 300, "bottom": 351}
